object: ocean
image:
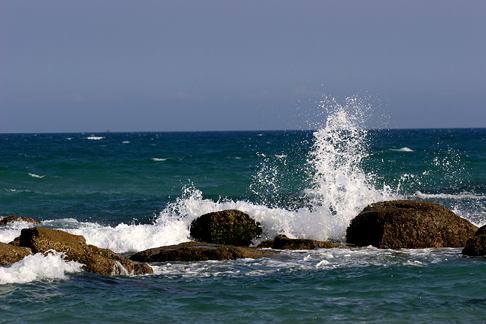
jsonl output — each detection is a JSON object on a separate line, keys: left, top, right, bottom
{"left": 1, "top": 102, "right": 486, "bottom": 323}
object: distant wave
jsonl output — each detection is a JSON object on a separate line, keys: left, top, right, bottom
{"left": 152, "top": 158, "right": 167, "bottom": 162}
{"left": 414, "top": 191, "right": 485, "bottom": 200}
{"left": 86, "top": 136, "right": 104, "bottom": 140}
{"left": 391, "top": 147, "right": 414, "bottom": 152}
{"left": 28, "top": 173, "right": 45, "bottom": 178}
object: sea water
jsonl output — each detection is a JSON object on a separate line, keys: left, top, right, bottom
{"left": 1, "top": 99, "right": 486, "bottom": 323}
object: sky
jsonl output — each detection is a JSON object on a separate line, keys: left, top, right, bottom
{"left": 1, "top": 0, "right": 485, "bottom": 133}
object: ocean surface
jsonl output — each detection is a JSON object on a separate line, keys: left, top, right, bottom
{"left": 1, "top": 103, "right": 486, "bottom": 323}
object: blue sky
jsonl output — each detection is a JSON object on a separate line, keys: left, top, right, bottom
{"left": 1, "top": 0, "right": 485, "bottom": 132}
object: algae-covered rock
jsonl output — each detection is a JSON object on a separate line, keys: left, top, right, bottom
{"left": 190, "top": 210, "right": 262, "bottom": 246}
{"left": 0, "top": 242, "right": 32, "bottom": 266}
{"left": 130, "top": 242, "right": 279, "bottom": 262}
{"left": 462, "top": 225, "right": 486, "bottom": 257}
{"left": 258, "top": 235, "right": 342, "bottom": 250}
{"left": 0, "top": 215, "right": 40, "bottom": 225}
{"left": 18, "top": 227, "right": 153, "bottom": 276}
{"left": 346, "top": 200, "right": 477, "bottom": 249}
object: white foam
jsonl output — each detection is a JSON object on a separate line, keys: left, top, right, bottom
{"left": 86, "top": 136, "right": 104, "bottom": 140}
{"left": 28, "top": 173, "right": 45, "bottom": 178}
{"left": 58, "top": 219, "right": 189, "bottom": 254}
{"left": 414, "top": 191, "right": 485, "bottom": 200}
{"left": 0, "top": 221, "right": 37, "bottom": 244}
{"left": 391, "top": 147, "right": 414, "bottom": 152}
{"left": 152, "top": 158, "right": 167, "bottom": 162}
{"left": 0, "top": 251, "right": 83, "bottom": 284}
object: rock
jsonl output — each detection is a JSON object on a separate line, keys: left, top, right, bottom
{"left": 0, "top": 242, "right": 32, "bottom": 266}
{"left": 0, "top": 215, "right": 40, "bottom": 225}
{"left": 474, "top": 225, "right": 486, "bottom": 237}
{"left": 257, "top": 235, "right": 343, "bottom": 250}
{"left": 17, "top": 227, "right": 153, "bottom": 276}
{"left": 190, "top": 210, "right": 262, "bottom": 246}
{"left": 130, "top": 242, "right": 279, "bottom": 262}
{"left": 346, "top": 200, "right": 478, "bottom": 249}
{"left": 462, "top": 225, "right": 486, "bottom": 257}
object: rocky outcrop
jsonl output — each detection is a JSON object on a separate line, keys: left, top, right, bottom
{"left": 190, "top": 210, "right": 262, "bottom": 246}
{"left": 462, "top": 225, "right": 486, "bottom": 257}
{"left": 0, "top": 215, "right": 40, "bottom": 225}
{"left": 346, "top": 200, "right": 478, "bottom": 249}
{"left": 17, "top": 227, "right": 153, "bottom": 276}
{"left": 130, "top": 242, "right": 279, "bottom": 262}
{"left": 258, "top": 235, "right": 343, "bottom": 250}
{"left": 0, "top": 242, "right": 32, "bottom": 266}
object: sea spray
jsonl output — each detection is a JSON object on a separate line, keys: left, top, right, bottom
{"left": 149, "top": 96, "right": 399, "bottom": 244}
{"left": 304, "top": 96, "right": 397, "bottom": 240}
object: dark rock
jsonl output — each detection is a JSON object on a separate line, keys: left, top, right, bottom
{"left": 130, "top": 242, "right": 279, "bottom": 262}
{"left": 190, "top": 210, "right": 262, "bottom": 246}
{"left": 474, "top": 225, "right": 486, "bottom": 237}
{"left": 0, "top": 242, "right": 32, "bottom": 266}
{"left": 462, "top": 225, "right": 486, "bottom": 257}
{"left": 257, "top": 235, "right": 343, "bottom": 250}
{"left": 0, "top": 215, "right": 40, "bottom": 225}
{"left": 346, "top": 200, "right": 478, "bottom": 249}
{"left": 18, "top": 227, "right": 153, "bottom": 276}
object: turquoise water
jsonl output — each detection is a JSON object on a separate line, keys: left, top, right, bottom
{"left": 1, "top": 104, "right": 486, "bottom": 322}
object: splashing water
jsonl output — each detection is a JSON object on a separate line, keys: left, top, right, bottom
{"left": 152, "top": 96, "right": 398, "bottom": 244}
{"left": 304, "top": 96, "right": 397, "bottom": 240}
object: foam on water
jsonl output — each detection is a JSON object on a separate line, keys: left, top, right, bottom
{"left": 0, "top": 251, "right": 83, "bottom": 284}
{"left": 392, "top": 147, "right": 414, "bottom": 152}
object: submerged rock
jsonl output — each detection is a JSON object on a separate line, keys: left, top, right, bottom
{"left": 130, "top": 242, "right": 279, "bottom": 262}
{"left": 17, "top": 227, "right": 153, "bottom": 276}
{"left": 257, "top": 235, "right": 343, "bottom": 250}
{"left": 0, "top": 215, "right": 40, "bottom": 225}
{"left": 462, "top": 225, "right": 486, "bottom": 257}
{"left": 190, "top": 210, "right": 262, "bottom": 246}
{"left": 0, "top": 242, "right": 32, "bottom": 266}
{"left": 346, "top": 200, "right": 477, "bottom": 249}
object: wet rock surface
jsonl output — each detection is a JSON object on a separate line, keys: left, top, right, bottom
{"left": 0, "top": 215, "right": 40, "bottom": 225}
{"left": 0, "top": 242, "right": 32, "bottom": 266}
{"left": 130, "top": 241, "right": 280, "bottom": 262}
{"left": 190, "top": 209, "right": 262, "bottom": 246}
{"left": 258, "top": 235, "right": 343, "bottom": 250}
{"left": 462, "top": 225, "right": 486, "bottom": 257}
{"left": 17, "top": 227, "right": 153, "bottom": 276}
{"left": 346, "top": 200, "right": 478, "bottom": 249}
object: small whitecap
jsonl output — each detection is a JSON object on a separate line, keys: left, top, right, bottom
{"left": 316, "top": 260, "right": 330, "bottom": 267}
{"left": 86, "top": 136, "right": 104, "bottom": 140}
{"left": 392, "top": 147, "right": 414, "bottom": 152}
{"left": 28, "top": 173, "right": 45, "bottom": 178}
{"left": 122, "top": 141, "right": 131, "bottom": 144}
{"left": 152, "top": 158, "right": 167, "bottom": 162}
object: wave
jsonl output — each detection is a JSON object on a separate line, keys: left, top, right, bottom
{"left": 414, "top": 191, "right": 485, "bottom": 200}
{"left": 86, "top": 136, "right": 104, "bottom": 140}
{"left": 0, "top": 251, "right": 83, "bottom": 284}
{"left": 28, "top": 173, "right": 45, "bottom": 178}
{"left": 391, "top": 147, "right": 414, "bottom": 152}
